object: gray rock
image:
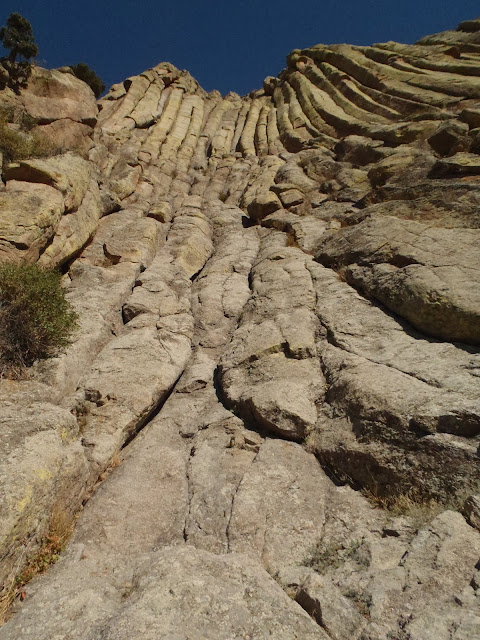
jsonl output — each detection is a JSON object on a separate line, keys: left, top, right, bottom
{"left": 427, "top": 120, "right": 470, "bottom": 156}
{"left": 296, "top": 573, "right": 367, "bottom": 640}
{"left": 316, "top": 216, "right": 480, "bottom": 344}
{"left": 92, "top": 546, "right": 329, "bottom": 640}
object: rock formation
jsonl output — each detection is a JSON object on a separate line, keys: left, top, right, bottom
{"left": 0, "top": 18, "right": 480, "bottom": 640}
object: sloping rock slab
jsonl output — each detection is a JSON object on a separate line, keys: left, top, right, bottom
{"left": 92, "top": 546, "right": 328, "bottom": 640}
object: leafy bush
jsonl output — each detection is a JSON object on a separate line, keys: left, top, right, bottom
{"left": 0, "top": 263, "right": 78, "bottom": 376}
{"left": 70, "top": 62, "right": 105, "bottom": 98}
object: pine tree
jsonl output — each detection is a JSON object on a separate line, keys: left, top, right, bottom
{"left": 0, "top": 13, "right": 38, "bottom": 89}
{"left": 0, "top": 13, "right": 38, "bottom": 64}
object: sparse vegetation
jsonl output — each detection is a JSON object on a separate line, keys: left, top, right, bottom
{"left": 0, "top": 263, "right": 78, "bottom": 377}
{"left": 342, "top": 587, "right": 373, "bottom": 618}
{"left": 70, "top": 62, "right": 105, "bottom": 98}
{"left": 0, "top": 105, "right": 59, "bottom": 162}
{"left": 363, "top": 487, "right": 446, "bottom": 530}
{"left": 0, "top": 508, "right": 74, "bottom": 624}
{"left": 0, "top": 119, "right": 57, "bottom": 162}
{"left": 302, "top": 538, "right": 369, "bottom": 573}
{"left": 0, "top": 105, "right": 36, "bottom": 131}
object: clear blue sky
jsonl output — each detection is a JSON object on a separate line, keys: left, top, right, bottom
{"left": 0, "top": 1, "right": 478, "bottom": 96}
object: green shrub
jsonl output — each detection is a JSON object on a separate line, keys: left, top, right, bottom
{"left": 0, "top": 263, "right": 78, "bottom": 376}
{"left": 70, "top": 62, "right": 105, "bottom": 98}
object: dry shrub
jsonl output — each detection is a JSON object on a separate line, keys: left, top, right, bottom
{"left": 0, "top": 508, "right": 74, "bottom": 624}
{"left": 364, "top": 486, "right": 445, "bottom": 529}
{"left": 0, "top": 120, "right": 58, "bottom": 162}
{"left": 302, "top": 538, "right": 369, "bottom": 574}
{"left": 0, "top": 108, "right": 59, "bottom": 162}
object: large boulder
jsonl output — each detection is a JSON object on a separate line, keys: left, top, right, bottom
{"left": 0, "top": 182, "right": 64, "bottom": 263}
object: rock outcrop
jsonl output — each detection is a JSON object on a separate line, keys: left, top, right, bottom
{"left": 0, "top": 18, "right": 480, "bottom": 640}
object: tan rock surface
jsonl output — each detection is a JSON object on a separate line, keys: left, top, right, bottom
{"left": 0, "top": 182, "right": 64, "bottom": 262}
{"left": 3, "top": 153, "right": 92, "bottom": 211}
{"left": 20, "top": 67, "right": 97, "bottom": 124}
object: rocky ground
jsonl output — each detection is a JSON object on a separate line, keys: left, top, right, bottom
{"left": 0, "top": 18, "right": 479, "bottom": 640}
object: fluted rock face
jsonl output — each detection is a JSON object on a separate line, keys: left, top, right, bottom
{"left": 1, "top": 19, "right": 480, "bottom": 640}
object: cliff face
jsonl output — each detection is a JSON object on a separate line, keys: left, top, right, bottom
{"left": 0, "top": 19, "right": 480, "bottom": 640}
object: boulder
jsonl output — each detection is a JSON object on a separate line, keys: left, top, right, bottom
{"left": 316, "top": 216, "right": 480, "bottom": 344}
{"left": 0, "top": 181, "right": 64, "bottom": 263}
{"left": 427, "top": 120, "right": 470, "bottom": 156}
{"left": 3, "top": 153, "right": 92, "bottom": 211}
{"left": 20, "top": 67, "right": 97, "bottom": 125}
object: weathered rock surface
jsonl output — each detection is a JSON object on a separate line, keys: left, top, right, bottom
{"left": 1, "top": 17, "right": 480, "bottom": 640}
{"left": 316, "top": 215, "right": 480, "bottom": 344}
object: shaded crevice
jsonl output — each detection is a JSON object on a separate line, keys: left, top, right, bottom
{"left": 57, "top": 233, "right": 98, "bottom": 275}
{"left": 212, "top": 364, "right": 280, "bottom": 440}
{"left": 242, "top": 215, "right": 255, "bottom": 228}
{"left": 182, "top": 442, "right": 196, "bottom": 543}
{"left": 121, "top": 369, "right": 185, "bottom": 450}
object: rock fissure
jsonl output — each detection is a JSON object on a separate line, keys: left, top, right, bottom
{"left": 225, "top": 444, "right": 263, "bottom": 554}
{"left": 182, "top": 443, "right": 196, "bottom": 543}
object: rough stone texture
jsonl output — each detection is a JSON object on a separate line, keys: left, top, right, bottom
{"left": 3, "top": 153, "right": 92, "bottom": 211}
{"left": 30, "top": 119, "right": 94, "bottom": 157}
{"left": 296, "top": 573, "right": 367, "bottom": 640}
{"left": 0, "top": 400, "right": 88, "bottom": 599}
{"left": 464, "top": 495, "right": 480, "bottom": 531}
{"left": 316, "top": 216, "right": 480, "bottom": 344}
{"left": 95, "top": 547, "right": 328, "bottom": 640}
{"left": 20, "top": 67, "right": 97, "bottom": 125}
{"left": 0, "top": 182, "right": 64, "bottom": 263}
{"left": 1, "top": 18, "right": 480, "bottom": 640}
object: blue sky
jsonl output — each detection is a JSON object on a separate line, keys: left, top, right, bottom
{"left": 0, "top": 1, "right": 478, "bottom": 96}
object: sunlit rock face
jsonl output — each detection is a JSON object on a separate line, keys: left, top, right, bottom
{"left": 1, "top": 19, "right": 480, "bottom": 640}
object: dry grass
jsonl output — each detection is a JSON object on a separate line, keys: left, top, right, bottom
{"left": 342, "top": 587, "right": 373, "bottom": 618}
{"left": 0, "top": 120, "right": 58, "bottom": 162}
{"left": 0, "top": 107, "right": 60, "bottom": 163}
{"left": 0, "top": 450, "right": 125, "bottom": 623}
{"left": 97, "top": 451, "right": 122, "bottom": 482}
{"left": 363, "top": 486, "right": 447, "bottom": 530}
{"left": 0, "top": 508, "right": 74, "bottom": 625}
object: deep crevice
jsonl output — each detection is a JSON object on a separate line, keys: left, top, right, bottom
{"left": 121, "top": 369, "right": 185, "bottom": 450}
